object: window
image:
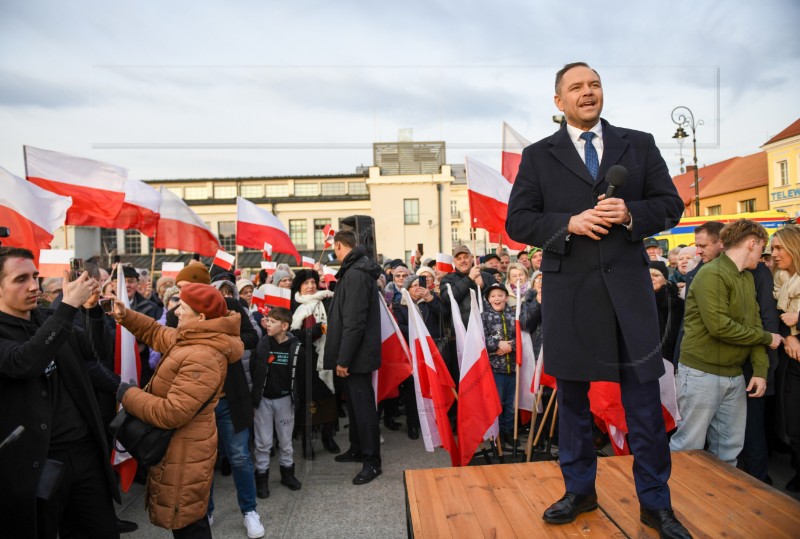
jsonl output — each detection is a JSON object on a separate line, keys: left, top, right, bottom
{"left": 184, "top": 186, "right": 208, "bottom": 200}
{"left": 739, "top": 199, "right": 756, "bottom": 213}
{"left": 101, "top": 228, "right": 118, "bottom": 254}
{"left": 778, "top": 160, "right": 789, "bottom": 187}
{"left": 148, "top": 237, "right": 166, "bottom": 254}
{"left": 451, "top": 226, "right": 459, "bottom": 242}
{"left": 314, "top": 218, "right": 332, "bottom": 249}
{"left": 289, "top": 219, "right": 307, "bottom": 248}
{"left": 469, "top": 229, "right": 477, "bottom": 241}
{"left": 321, "top": 182, "right": 346, "bottom": 196}
{"left": 265, "top": 184, "right": 289, "bottom": 197}
{"left": 404, "top": 199, "right": 420, "bottom": 224}
{"left": 707, "top": 205, "right": 722, "bottom": 216}
{"left": 240, "top": 184, "right": 263, "bottom": 198}
{"left": 124, "top": 230, "right": 142, "bottom": 254}
{"left": 349, "top": 181, "right": 368, "bottom": 195}
{"left": 213, "top": 185, "right": 237, "bottom": 199}
{"left": 450, "top": 200, "right": 458, "bottom": 216}
{"left": 218, "top": 221, "right": 236, "bottom": 252}
{"left": 294, "top": 183, "right": 319, "bottom": 197}
{"left": 165, "top": 186, "right": 182, "bottom": 198}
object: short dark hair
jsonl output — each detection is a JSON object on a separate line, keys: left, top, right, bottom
{"left": 555, "top": 62, "right": 600, "bottom": 94}
{"left": 0, "top": 247, "right": 35, "bottom": 282}
{"left": 694, "top": 221, "right": 725, "bottom": 241}
{"left": 333, "top": 230, "right": 356, "bottom": 248}
{"left": 720, "top": 219, "right": 768, "bottom": 249}
{"left": 267, "top": 306, "right": 292, "bottom": 326}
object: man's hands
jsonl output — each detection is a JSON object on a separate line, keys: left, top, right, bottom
{"left": 770, "top": 332, "right": 785, "bottom": 350}
{"left": 784, "top": 335, "right": 800, "bottom": 360}
{"left": 336, "top": 365, "right": 349, "bottom": 378}
{"left": 747, "top": 376, "right": 767, "bottom": 398}
{"left": 61, "top": 270, "right": 100, "bottom": 309}
{"left": 781, "top": 312, "right": 799, "bottom": 328}
{"left": 567, "top": 196, "right": 631, "bottom": 241}
{"left": 468, "top": 266, "right": 483, "bottom": 288}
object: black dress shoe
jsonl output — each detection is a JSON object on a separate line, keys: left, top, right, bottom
{"left": 786, "top": 474, "right": 800, "bottom": 492}
{"left": 334, "top": 450, "right": 364, "bottom": 463}
{"left": 352, "top": 466, "right": 382, "bottom": 485}
{"left": 543, "top": 492, "right": 598, "bottom": 524}
{"left": 116, "top": 517, "right": 138, "bottom": 533}
{"left": 408, "top": 426, "right": 420, "bottom": 440}
{"left": 640, "top": 507, "right": 692, "bottom": 539}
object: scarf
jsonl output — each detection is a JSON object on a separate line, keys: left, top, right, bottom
{"left": 291, "top": 289, "right": 334, "bottom": 391}
{"left": 774, "top": 269, "right": 800, "bottom": 335}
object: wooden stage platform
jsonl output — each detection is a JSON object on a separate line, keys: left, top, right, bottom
{"left": 404, "top": 450, "right": 800, "bottom": 538}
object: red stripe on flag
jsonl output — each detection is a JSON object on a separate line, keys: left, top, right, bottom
{"left": 155, "top": 217, "right": 220, "bottom": 257}
{"left": 27, "top": 176, "right": 125, "bottom": 227}
{"left": 501, "top": 151, "right": 522, "bottom": 183}
{"left": 0, "top": 206, "right": 57, "bottom": 265}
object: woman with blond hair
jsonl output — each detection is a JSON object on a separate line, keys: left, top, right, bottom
{"left": 770, "top": 225, "right": 800, "bottom": 491}
{"left": 504, "top": 262, "right": 530, "bottom": 307}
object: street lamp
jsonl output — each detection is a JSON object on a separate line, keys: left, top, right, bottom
{"left": 671, "top": 106, "right": 704, "bottom": 216}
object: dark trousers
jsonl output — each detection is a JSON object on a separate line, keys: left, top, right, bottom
{"left": 400, "top": 375, "right": 420, "bottom": 430}
{"left": 557, "top": 356, "right": 672, "bottom": 510}
{"left": 172, "top": 516, "right": 211, "bottom": 539}
{"left": 344, "top": 372, "right": 381, "bottom": 468}
{"left": 740, "top": 394, "right": 769, "bottom": 481}
{"left": 38, "top": 439, "right": 119, "bottom": 539}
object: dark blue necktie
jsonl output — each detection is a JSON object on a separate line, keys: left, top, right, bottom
{"left": 580, "top": 131, "right": 599, "bottom": 181}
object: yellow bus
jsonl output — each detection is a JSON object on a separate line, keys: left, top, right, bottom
{"left": 652, "top": 210, "right": 794, "bottom": 251}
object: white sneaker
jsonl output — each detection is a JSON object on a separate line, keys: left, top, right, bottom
{"left": 243, "top": 511, "right": 265, "bottom": 539}
{"left": 380, "top": 434, "right": 385, "bottom": 444}
{"left": 207, "top": 513, "right": 214, "bottom": 526}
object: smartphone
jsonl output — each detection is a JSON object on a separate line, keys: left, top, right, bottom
{"left": 419, "top": 275, "right": 427, "bottom": 289}
{"left": 69, "top": 258, "right": 85, "bottom": 281}
{"left": 99, "top": 298, "right": 114, "bottom": 313}
{"left": 417, "top": 243, "right": 424, "bottom": 256}
{"left": 327, "top": 253, "right": 335, "bottom": 262}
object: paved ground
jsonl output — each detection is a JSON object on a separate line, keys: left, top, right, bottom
{"left": 117, "top": 418, "right": 800, "bottom": 539}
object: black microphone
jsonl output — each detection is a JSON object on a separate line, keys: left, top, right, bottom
{"left": 605, "top": 165, "right": 628, "bottom": 198}
{"left": 0, "top": 425, "right": 24, "bottom": 452}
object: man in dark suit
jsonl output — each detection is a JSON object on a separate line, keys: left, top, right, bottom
{"left": 506, "top": 62, "right": 690, "bottom": 539}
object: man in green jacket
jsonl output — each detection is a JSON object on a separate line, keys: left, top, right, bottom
{"left": 670, "top": 220, "right": 783, "bottom": 464}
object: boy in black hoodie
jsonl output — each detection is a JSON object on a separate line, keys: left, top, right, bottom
{"left": 251, "top": 307, "right": 302, "bottom": 498}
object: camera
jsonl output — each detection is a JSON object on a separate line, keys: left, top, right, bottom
{"left": 419, "top": 275, "right": 427, "bottom": 289}
{"left": 99, "top": 298, "right": 114, "bottom": 313}
{"left": 69, "top": 258, "right": 85, "bottom": 281}
{"left": 417, "top": 243, "right": 424, "bottom": 256}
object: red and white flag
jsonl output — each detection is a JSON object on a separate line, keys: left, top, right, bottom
{"left": 111, "top": 266, "right": 140, "bottom": 492}
{"left": 373, "top": 298, "right": 413, "bottom": 403}
{"left": 37, "top": 249, "right": 73, "bottom": 278}
{"left": 404, "top": 288, "right": 459, "bottom": 466}
{"left": 112, "top": 179, "right": 162, "bottom": 237}
{"left": 236, "top": 197, "right": 301, "bottom": 264}
{"left": 263, "top": 242, "right": 273, "bottom": 261}
{"left": 161, "top": 262, "right": 184, "bottom": 279}
{"left": 212, "top": 249, "right": 235, "bottom": 271}
{"left": 515, "top": 281, "right": 537, "bottom": 420}
{"left": 457, "top": 290, "right": 502, "bottom": 466}
{"left": 260, "top": 261, "right": 277, "bottom": 274}
{"left": 264, "top": 284, "right": 291, "bottom": 309}
{"left": 301, "top": 256, "right": 315, "bottom": 268}
{"left": 251, "top": 287, "right": 267, "bottom": 313}
{"left": 154, "top": 188, "right": 220, "bottom": 256}
{"left": 465, "top": 156, "right": 525, "bottom": 250}
{"left": 501, "top": 122, "right": 531, "bottom": 183}
{"left": 321, "top": 265, "right": 337, "bottom": 284}
{"left": 0, "top": 165, "right": 71, "bottom": 263}
{"left": 24, "top": 146, "right": 127, "bottom": 227}
{"left": 435, "top": 253, "right": 454, "bottom": 273}
{"left": 323, "top": 224, "right": 335, "bottom": 248}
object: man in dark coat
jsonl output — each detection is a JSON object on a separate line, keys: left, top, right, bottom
{"left": 506, "top": 62, "right": 689, "bottom": 538}
{"left": 324, "top": 230, "right": 383, "bottom": 485}
{"left": 0, "top": 247, "right": 120, "bottom": 538}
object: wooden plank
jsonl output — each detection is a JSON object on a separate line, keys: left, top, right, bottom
{"left": 405, "top": 469, "right": 452, "bottom": 538}
{"left": 433, "top": 468, "right": 484, "bottom": 539}
{"left": 594, "top": 456, "right": 658, "bottom": 538}
{"left": 459, "top": 466, "right": 517, "bottom": 538}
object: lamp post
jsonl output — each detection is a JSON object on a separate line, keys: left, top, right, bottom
{"left": 671, "top": 106, "right": 703, "bottom": 216}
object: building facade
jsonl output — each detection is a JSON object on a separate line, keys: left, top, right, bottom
{"left": 764, "top": 118, "right": 800, "bottom": 217}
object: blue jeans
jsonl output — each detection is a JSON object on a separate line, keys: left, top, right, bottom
{"left": 493, "top": 372, "right": 516, "bottom": 434}
{"left": 669, "top": 364, "right": 746, "bottom": 465}
{"left": 208, "top": 397, "right": 256, "bottom": 515}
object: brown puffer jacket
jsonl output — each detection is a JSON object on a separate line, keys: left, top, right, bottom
{"left": 119, "top": 309, "right": 243, "bottom": 530}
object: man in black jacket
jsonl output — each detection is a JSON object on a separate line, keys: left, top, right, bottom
{"left": 0, "top": 247, "right": 120, "bottom": 538}
{"left": 324, "top": 230, "right": 383, "bottom": 485}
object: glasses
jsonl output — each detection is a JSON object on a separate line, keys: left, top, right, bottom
{"left": 44, "top": 289, "right": 62, "bottom": 295}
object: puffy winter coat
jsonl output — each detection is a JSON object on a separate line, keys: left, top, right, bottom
{"left": 119, "top": 309, "right": 243, "bottom": 529}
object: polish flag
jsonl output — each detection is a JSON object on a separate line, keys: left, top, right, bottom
{"left": 457, "top": 290, "right": 502, "bottom": 466}
{"left": 154, "top": 188, "right": 220, "bottom": 256}
{"left": 404, "top": 288, "right": 459, "bottom": 466}
{"left": 37, "top": 249, "right": 73, "bottom": 278}
{"left": 374, "top": 298, "right": 413, "bottom": 403}
{"left": 160, "top": 262, "right": 184, "bottom": 279}
{"left": 236, "top": 197, "right": 301, "bottom": 264}
{"left": 24, "top": 146, "right": 127, "bottom": 227}
{"left": 112, "top": 264, "right": 140, "bottom": 492}
{"left": 251, "top": 287, "right": 267, "bottom": 313}
{"left": 212, "top": 249, "right": 235, "bottom": 271}
{"left": 501, "top": 122, "right": 531, "bottom": 183}
{"left": 264, "top": 284, "right": 291, "bottom": 309}
{"left": 515, "top": 281, "right": 536, "bottom": 422}
{"left": 301, "top": 256, "right": 315, "bottom": 268}
{"left": 435, "top": 253, "right": 454, "bottom": 273}
{"left": 323, "top": 224, "right": 335, "bottom": 247}
{"left": 465, "top": 157, "right": 525, "bottom": 250}
{"left": 260, "top": 261, "right": 277, "bottom": 275}
{"left": 321, "top": 265, "right": 337, "bottom": 284}
{"left": 0, "top": 166, "right": 71, "bottom": 264}
{"left": 111, "top": 179, "right": 162, "bottom": 237}
{"left": 263, "top": 242, "right": 273, "bottom": 261}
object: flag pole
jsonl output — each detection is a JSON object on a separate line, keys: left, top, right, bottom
{"left": 525, "top": 387, "right": 544, "bottom": 461}
{"left": 532, "top": 387, "right": 557, "bottom": 447}
{"left": 149, "top": 235, "right": 157, "bottom": 282}
{"left": 235, "top": 248, "right": 239, "bottom": 271}
{"left": 318, "top": 244, "right": 328, "bottom": 265}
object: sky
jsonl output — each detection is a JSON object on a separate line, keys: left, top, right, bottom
{"left": 1, "top": 1, "right": 798, "bottom": 182}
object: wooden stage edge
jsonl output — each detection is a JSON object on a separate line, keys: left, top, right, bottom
{"left": 404, "top": 450, "right": 800, "bottom": 538}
